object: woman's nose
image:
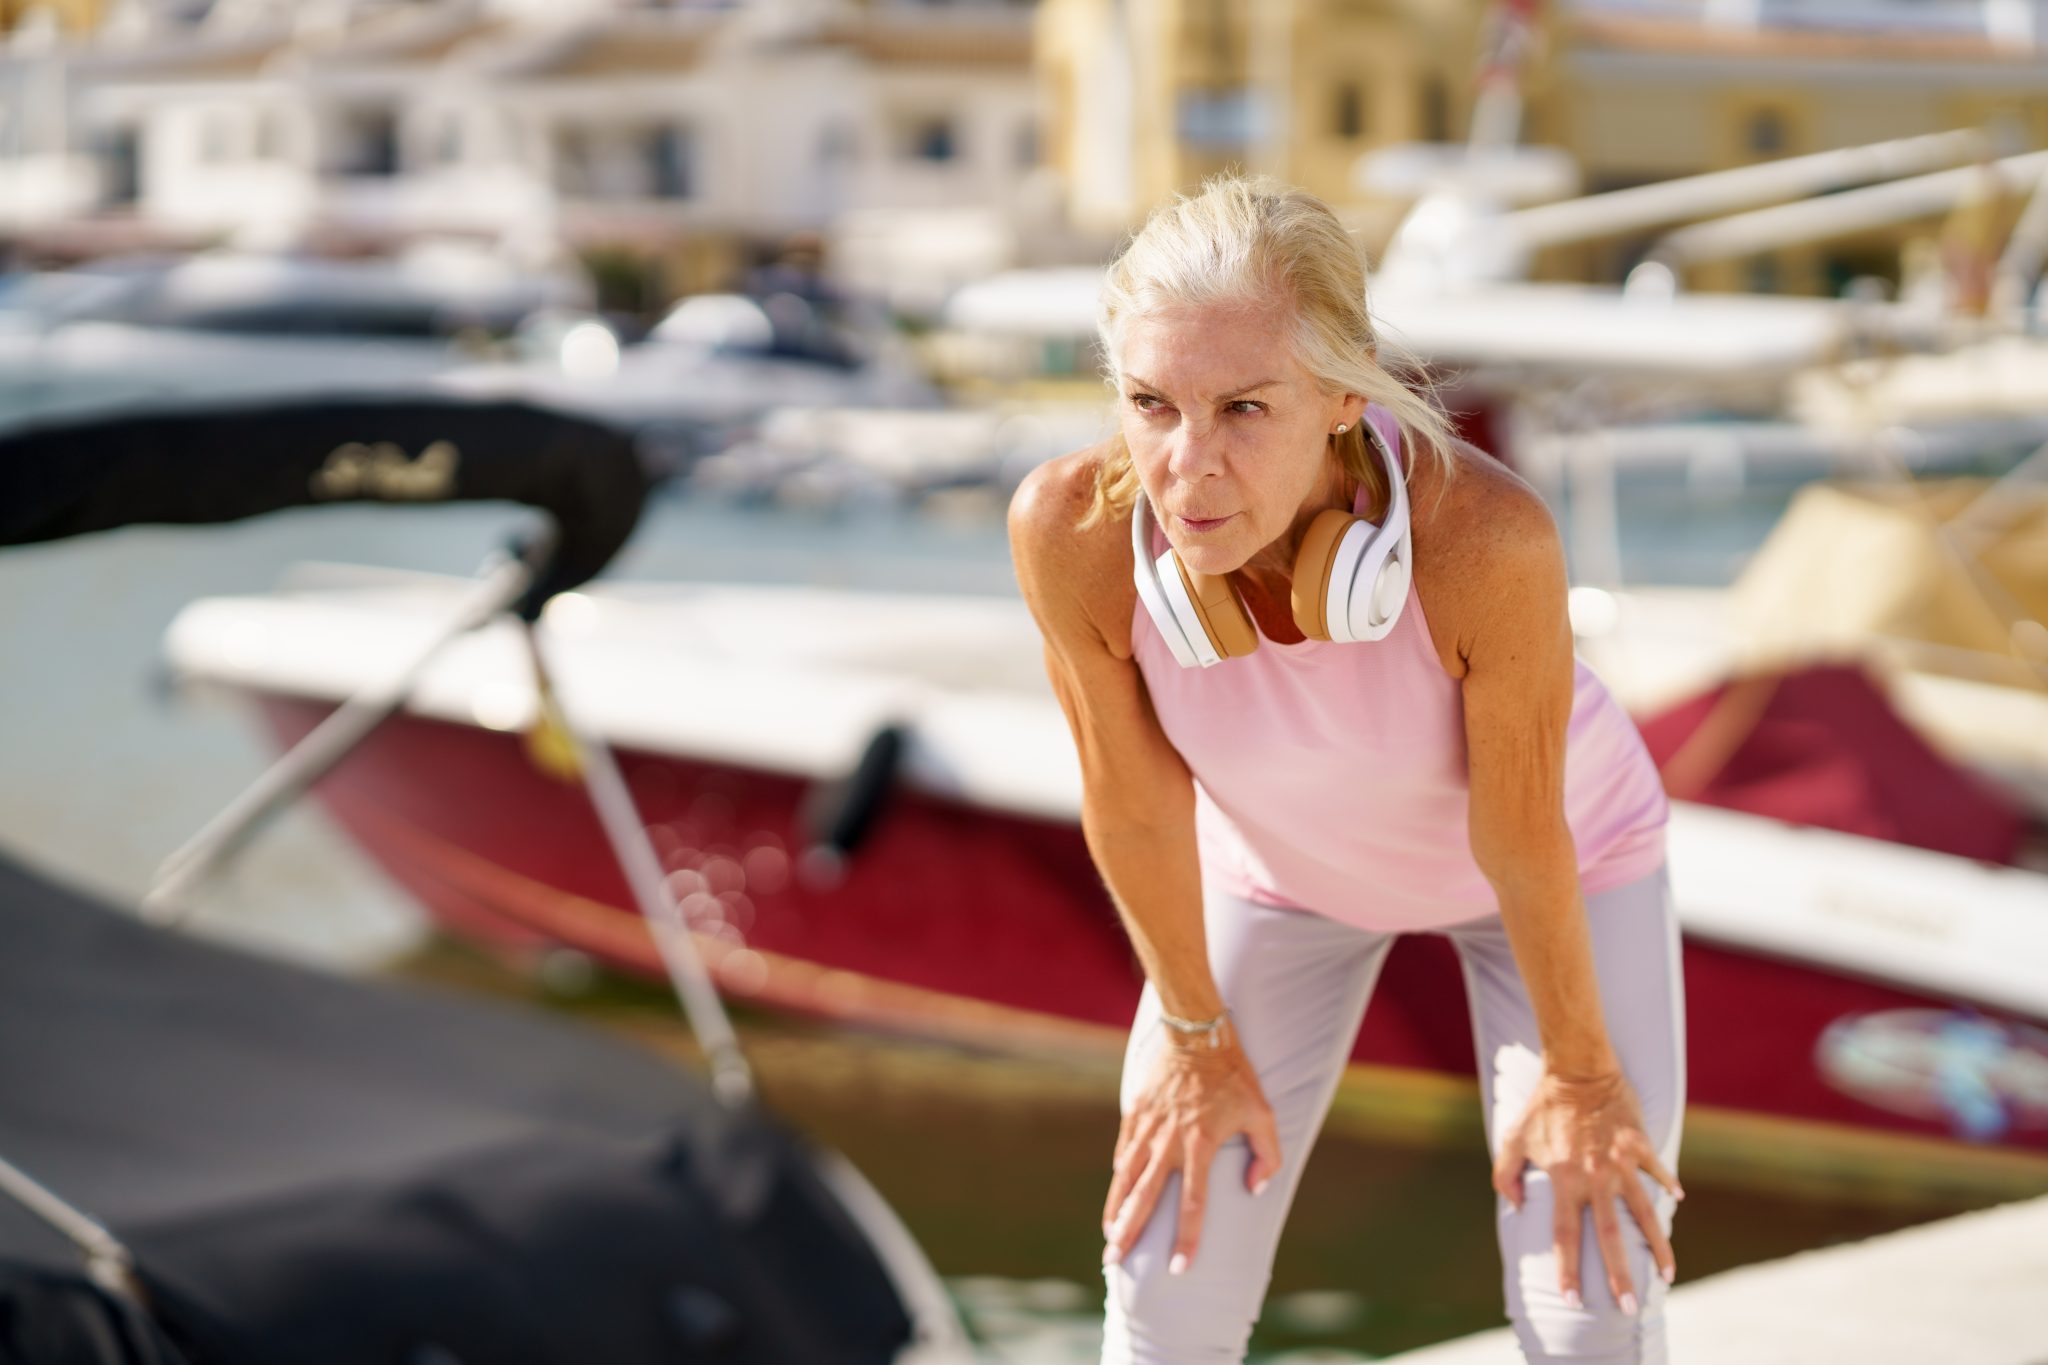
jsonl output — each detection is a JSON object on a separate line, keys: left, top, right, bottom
{"left": 1165, "top": 420, "right": 1223, "bottom": 481}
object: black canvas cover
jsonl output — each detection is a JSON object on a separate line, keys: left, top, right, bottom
{"left": 0, "top": 398, "right": 650, "bottom": 617}
{"left": 0, "top": 852, "right": 912, "bottom": 1365}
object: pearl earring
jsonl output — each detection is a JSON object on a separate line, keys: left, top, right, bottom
{"left": 1333, "top": 423, "right": 1350, "bottom": 435}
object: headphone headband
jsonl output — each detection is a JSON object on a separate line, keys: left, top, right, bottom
{"left": 1332, "top": 409, "right": 1412, "bottom": 643}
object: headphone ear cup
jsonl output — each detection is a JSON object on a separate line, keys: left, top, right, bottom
{"left": 1173, "top": 557, "right": 1260, "bottom": 659}
{"left": 1289, "top": 508, "right": 1357, "bottom": 641}
{"left": 1369, "top": 555, "right": 1410, "bottom": 633}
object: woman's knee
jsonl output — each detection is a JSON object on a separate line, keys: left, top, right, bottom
{"left": 1102, "top": 1257, "right": 1267, "bottom": 1365}
{"left": 1098, "top": 1165, "right": 1274, "bottom": 1364}
{"left": 1500, "top": 1177, "right": 1673, "bottom": 1364}
{"left": 1102, "top": 1274, "right": 1260, "bottom": 1365}
{"left": 1506, "top": 1285, "right": 1668, "bottom": 1365}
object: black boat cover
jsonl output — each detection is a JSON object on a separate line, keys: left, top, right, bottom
{"left": 0, "top": 399, "right": 650, "bottom": 617}
{"left": 0, "top": 852, "right": 912, "bottom": 1365}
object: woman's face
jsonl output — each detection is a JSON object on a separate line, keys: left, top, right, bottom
{"left": 1115, "top": 299, "right": 1361, "bottom": 579}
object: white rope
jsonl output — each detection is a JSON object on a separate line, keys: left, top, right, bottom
{"left": 0, "top": 1153, "right": 144, "bottom": 1304}
{"left": 519, "top": 620, "right": 755, "bottom": 1108}
{"left": 144, "top": 536, "right": 546, "bottom": 924}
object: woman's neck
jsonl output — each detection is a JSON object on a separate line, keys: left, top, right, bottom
{"left": 1235, "top": 455, "right": 1356, "bottom": 596}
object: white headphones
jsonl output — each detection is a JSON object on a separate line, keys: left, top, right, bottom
{"left": 1131, "top": 410, "right": 1412, "bottom": 669}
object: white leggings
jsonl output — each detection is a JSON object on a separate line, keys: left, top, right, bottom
{"left": 1102, "top": 866, "right": 1685, "bottom": 1365}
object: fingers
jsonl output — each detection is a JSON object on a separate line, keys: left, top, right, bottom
{"left": 1552, "top": 1188, "right": 1584, "bottom": 1312}
{"left": 1621, "top": 1170, "right": 1678, "bottom": 1288}
{"left": 1545, "top": 1168, "right": 1674, "bottom": 1316}
{"left": 1638, "top": 1141, "right": 1686, "bottom": 1205}
{"left": 1244, "top": 1103, "right": 1282, "bottom": 1196}
{"left": 1103, "top": 1110, "right": 1155, "bottom": 1235}
{"left": 1590, "top": 1181, "right": 1636, "bottom": 1317}
{"left": 1107, "top": 1123, "right": 1274, "bottom": 1274}
{"left": 1170, "top": 1133, "right": 1213, "bottom": 1276}
{"left": 1112, "top": 1106, "right": 1150, "bottom": 1179}
{"left": 1104, "top": 1141, "right": 1174, "bottom": 1266}
{"left": 1491, "top": 1130, "right": 1527, "bottom": 1211}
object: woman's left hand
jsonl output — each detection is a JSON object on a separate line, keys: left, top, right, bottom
{"left": 1491, "top": 1067, "right": 1684, "bottom": 1315}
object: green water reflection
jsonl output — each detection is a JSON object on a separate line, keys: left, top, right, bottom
{"left": 406, "top": 945, "right": 2003, "bottom": 1362}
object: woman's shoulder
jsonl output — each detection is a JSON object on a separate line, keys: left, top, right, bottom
{"left": 1009, "top": 443, "right": 1112, "bottom": 543}
{"left": 1417, "top": 438, "right": 1558, "bottom": 551}
{"left": 1411, "top": 439, "right": 1566, "bottom": 673}
{"left": 1008, "top": 441, "right": 1141, "bottom": 659}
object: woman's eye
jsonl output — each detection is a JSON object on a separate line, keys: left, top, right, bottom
{"left": 1129, "top": 394, "right": 1166, "bottom": 414}
{"left": 1227, "top": 400, "right": 1266, "bottom": 415}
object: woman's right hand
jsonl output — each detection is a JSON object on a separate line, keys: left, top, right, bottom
{"left": 1009, "top": 455, "right": 1277, "bottom": 1274}
{"left": 1102, "top": 1025, "right": 1284, "bottom": 1276}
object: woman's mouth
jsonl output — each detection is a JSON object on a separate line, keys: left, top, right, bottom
{"left": 1177, "top": 513, "right": 1234, "bottom": 533}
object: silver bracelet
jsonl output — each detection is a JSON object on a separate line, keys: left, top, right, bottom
{"left": 1159, "top": 1007, "right": 1231, "bottom": 1048}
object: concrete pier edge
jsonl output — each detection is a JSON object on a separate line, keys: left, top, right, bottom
{"left": 1381, "top": 1193, "right": 2048, "bottom": 1364}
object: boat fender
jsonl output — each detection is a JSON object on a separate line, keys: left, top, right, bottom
{"left": 799, "top": 724, "right": 907, "bottom": 875}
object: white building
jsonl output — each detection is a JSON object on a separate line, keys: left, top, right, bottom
{"left": 0, "top": 0, "right": 1044, "bottom": 289}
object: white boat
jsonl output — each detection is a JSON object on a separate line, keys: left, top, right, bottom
{"left": 160, "top": 566, "right": 2048, "bottom": 1196}
{"left": 433, "top": 291, "right": 944, "bottom": 471}
{"left": 0, "top": 247, "right": 589, "bottom": 430}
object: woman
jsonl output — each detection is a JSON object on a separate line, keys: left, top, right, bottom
{"left": 1008, "top": 176, "right": 1686, "bottom": 1365}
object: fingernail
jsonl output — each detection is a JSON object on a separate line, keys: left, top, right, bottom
{"left": 1621, "top": 1292, "right": 1639, "bottom": 1317}
{"left": 1168, "top": 1253, "right": 1188, "bottom": 1276}
{"left": 1563, "top": 1288, "right": 1583, "bottom": 1311}
{"left": 1661, "top": 1263, "right": 1676, "bottom": 1285}
{"left": 1253, "top": 1178, "right": 1271, "bottom": 1197}
{"left": 1102, "top": 1244, "right": 1122, "bottom": 1268}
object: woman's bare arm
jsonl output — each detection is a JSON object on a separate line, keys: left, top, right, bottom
{"left": 1456, "top": 484, "right": 1613, "bottom": 1075}
{"left": 1008, "top": 449, "right": 1219, "bottom": 1022}
{"left": 1008, "top": 449, "right": 1282, "bottom": 1272}
{"left": 1449, "top": 474, "right": 1682, "bottom": 1310}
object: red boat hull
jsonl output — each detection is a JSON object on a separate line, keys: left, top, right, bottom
{"left": 256, "top": 696, "right": 2048, "bottom": 1186}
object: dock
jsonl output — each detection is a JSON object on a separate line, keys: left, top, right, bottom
{"left": 1385, "top": 1193, "right": 2048, "bottom": 1364}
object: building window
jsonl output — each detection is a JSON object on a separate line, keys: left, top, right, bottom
{"left": 434, "top": 112, "right": 464, "bottom": 165}
{"left": 1746, "top": 108, "right": 1786, "bottom": 157}
{"left": 1335, "top": 81, "right": 1365, "bottom": 140}
{"left": 554, "top": 127, "right": 590, "bottom": 195}
{"left": 901, "top": 115, "right": 958, "bottom": 163}
{"left": 1420, "top": 76, "right": 1449, "bottom": 142}
{"left": 199, "top": 110, "right": 235, "bottom": 164}
{"left": 645, "top": 124, "right": 693, "bottom": 199}
{"left": 253, "top": 109, "right": 286, "bottom": 161}
{"left": 96, "top": 125, "right": 139, "bottom": 204}
{"left": 890, "top": 112, "right": 960, "bottom": 165}
{"left": 340, "top": 109, "right": 399, "bottom": 177}
{"left": 1177, "top": 88, "right": 1257, "bottom": 149}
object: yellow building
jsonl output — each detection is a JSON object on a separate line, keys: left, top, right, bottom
{"left": 1550, "top": 7, "right": 2048, "bottom": 296}
{"left": 1037, "top": 0, "right": 1490, "bottom": 240}
{"left": 1037, "top": 0, "right": 2048, "bottom": 297}
{"left": 0, "top": 0, "right": 109, "bottom": 34}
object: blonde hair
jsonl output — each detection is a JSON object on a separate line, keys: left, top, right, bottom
{"left": 1081, "top": 174, "right": 1457, "bottom": 529}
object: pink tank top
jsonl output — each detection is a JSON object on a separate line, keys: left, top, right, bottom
{"left": 1130, "top": 404, "right": 1669, "bottom": 930}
